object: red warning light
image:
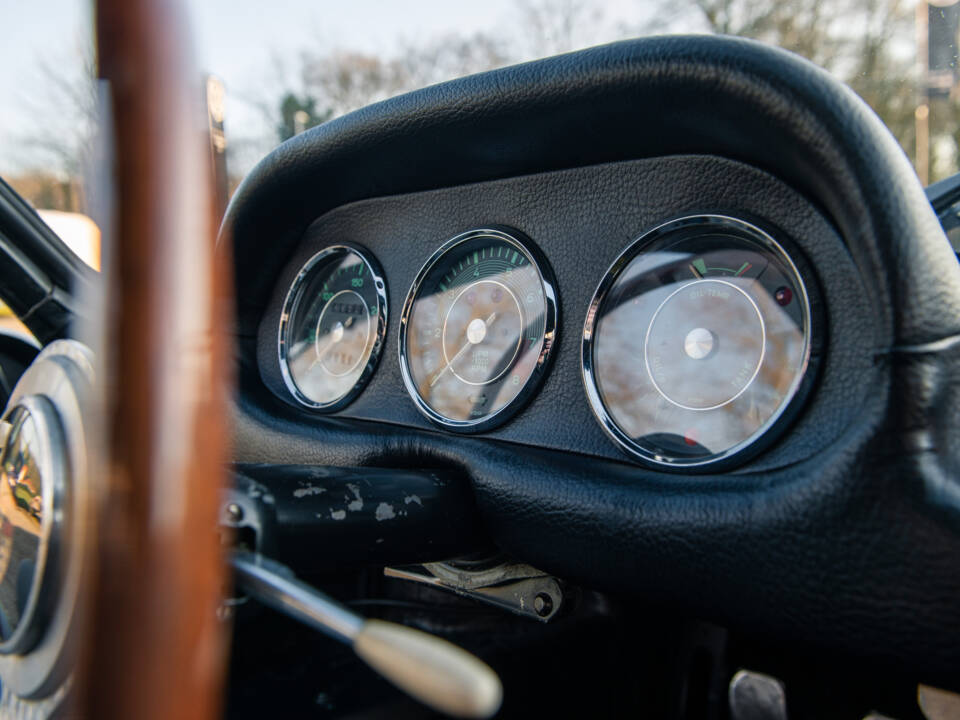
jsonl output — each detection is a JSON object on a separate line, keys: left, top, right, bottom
{"left": 775, "top": 286, "right": 793, "bottom": 306}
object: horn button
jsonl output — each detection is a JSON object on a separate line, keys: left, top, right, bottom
{"left": 0, "top": 400, "right": 61, "bottom": 655}
{"left": 0, "top": 340, "right": 92, "bottom": 703}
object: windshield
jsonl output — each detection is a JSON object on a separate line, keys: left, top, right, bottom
{"left": 0, "top": 0, "right": 957, "bottom": 212}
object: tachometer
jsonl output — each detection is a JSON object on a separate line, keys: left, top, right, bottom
{"left": 279, "top": 245, "right": 387, "bottom": 411}
{"left": 583, "top": 215, "right": 815, "bottom": 469}
{"left": 399, "top": 228, "right": 558, "bottom": 431}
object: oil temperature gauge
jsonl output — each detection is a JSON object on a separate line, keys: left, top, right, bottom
{"left": 399, "top": 228, "right": 559, "bottom": 432}
{"left": 279, "top": 245, "right": 387, "bottom": 411}
{"left": 583, "top": 215, "right": 816, "bottom": 469}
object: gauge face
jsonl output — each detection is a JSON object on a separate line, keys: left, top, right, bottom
{"left": 583, "top": 215, "right": 813, "bottom": 469}
{"left": 279, "top": 245, "right": 387, "bottom": 411}
{"left": 399, "top": 228, "right": 558, "bottom": 431}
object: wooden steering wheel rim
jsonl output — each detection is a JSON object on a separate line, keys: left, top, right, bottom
{"left": 78, "top": 1, "right": 232, "bottom": 718}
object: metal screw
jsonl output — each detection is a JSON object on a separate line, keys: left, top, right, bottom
{"left": 533, "top": 592, "right": 554, "bottom": 617}
{"left": 225, "top": 503, "right": 244, "bottom": 523}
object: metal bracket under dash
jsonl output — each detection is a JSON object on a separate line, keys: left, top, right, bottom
{"left": 384, "top": 560, "right": 563, "bottom": 622}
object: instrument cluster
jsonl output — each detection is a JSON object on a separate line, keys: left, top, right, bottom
{"left": 275, "top": 214, "right": 818, "bottom": 471}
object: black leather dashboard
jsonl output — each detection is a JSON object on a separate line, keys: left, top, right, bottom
{"left": 223, "top": 36, "right": 960, "bottom": 687}
{"left": 256, "top": 156, "right": 852, "bottom": 469}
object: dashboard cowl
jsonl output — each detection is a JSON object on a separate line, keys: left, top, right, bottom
{"left": 224, "top": 35, "right": 960, "bottom": 347}
{"left": 223, "top": 36, "right": 960, "bottom": 687}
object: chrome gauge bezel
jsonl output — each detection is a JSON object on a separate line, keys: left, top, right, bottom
{"left": 582, "top": 214, "right": 814, "bottom": 471}
{"left": 398, "top": 227, "right": 560, "bottom": 433}
{"left": 278, "top": 244, "right": 388, "bottom": 412}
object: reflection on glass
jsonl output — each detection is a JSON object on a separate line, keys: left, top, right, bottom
{"left": 402, "top": 231, "right": 552, "bottom": 427}
{"left": 281, "top": 247, "right": 385, "bottom": 409}
{"left": 588, "top": 218, "right": 811, "bottom": 467}
{"left": 0, "top": 407, "right": 44, "bottom": 642}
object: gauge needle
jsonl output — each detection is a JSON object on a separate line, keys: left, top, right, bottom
{"left": 689, "top": 263, "right": 704, "bottom": 279}
{"left": 429, "top": 312, "right": 497, "bottom": 388}
{"left": 311, "top": 315, "right": 356, "bottom": 369}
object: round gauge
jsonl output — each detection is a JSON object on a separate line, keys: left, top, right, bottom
{"left": 279, "top": 245, "right": 387, "bottom": 411}
{"left": 582, "top": 215, "right": 815, "bottom": 469}
{"left": 399, "top": 228, "right": 558, "bottom": 431}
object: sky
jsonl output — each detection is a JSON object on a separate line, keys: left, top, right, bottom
{"left": 0, "top": 0, "right": 661, "bottom": 177}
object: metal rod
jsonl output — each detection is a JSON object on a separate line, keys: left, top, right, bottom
{"left": 231, "top": 552, "right": 363, "bottom": 643}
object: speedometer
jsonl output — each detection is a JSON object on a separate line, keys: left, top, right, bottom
{"left": 399, "top": 228, "right": 558, "bottom": 431}
{"left": 279, "top": 245, "right": 387, "bottom": 411}
{"left": 583, "top": 215, "right": 816, "bottom": 469}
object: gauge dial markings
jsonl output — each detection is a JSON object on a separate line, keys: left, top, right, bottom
{"left": 399, "top": 228, "right": 558, "bottom": 432}
{"left": 583, "top": 215, "right": 813, "bottom": 469}
{"left": 429, "top": 312, "right": 498, "bottom": 388}
{"left": 279, "top": 245, "right": 387, "bottom": 411}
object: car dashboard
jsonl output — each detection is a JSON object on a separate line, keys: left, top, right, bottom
{"left": 255, "top": 156, "right": 841, "bottom": 470}
{"left": 221, "top": 34, "right": 960, "bottom": 706}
